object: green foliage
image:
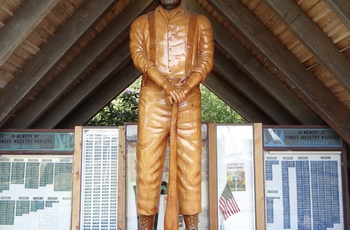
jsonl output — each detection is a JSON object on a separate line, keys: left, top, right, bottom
{"left": 200, "top": 85, "right": 247, "bottom": 124}
{"left": 87, "top": 79, "right": 246, "bottom": 126}
{"left": 87, "top": 79, "right": 140, "bottom": 126}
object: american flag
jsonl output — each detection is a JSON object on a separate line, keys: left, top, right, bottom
{"left": 219, "top": 184, "right": 240, "bottom": 220}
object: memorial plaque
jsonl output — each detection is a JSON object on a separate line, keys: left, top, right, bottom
{"left": 264, "top": 128, "right": 342, "bottom": 148}
{"left": 0, "top": 132, "right": 74, "bottom": 152}
{"left": 0, "top": 155, "right": 73, "bottom": 230}
{"left": 264, "top": 151, "right": 344, "bottom": 230}
{"left": 80, "top": 128, "right": 119, "bottom": 230}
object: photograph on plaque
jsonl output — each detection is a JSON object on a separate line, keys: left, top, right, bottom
{"left": 125, "top": 124, "right": 209, "bottom": 230}
{"left": 0, "top": 155, "right": 73, "bottom": 230}
{"left": 216, "top": 125, "right": 256, "bottom": 230}
{"left": 226, "top": 162, "right": 246, "bottom": 192}
{"left": 264, "top": 151, "right": 344, "bottom": 230}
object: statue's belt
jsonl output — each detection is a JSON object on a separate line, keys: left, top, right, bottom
{"left": 142, "top": 76, "right": 188, "bottom": 87}
{"left": 167, "top": 77, "right": 188, "bottom": 87}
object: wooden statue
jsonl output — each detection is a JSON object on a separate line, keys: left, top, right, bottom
{"left": 129, "top": 0, "right": 214, "bottom": 229}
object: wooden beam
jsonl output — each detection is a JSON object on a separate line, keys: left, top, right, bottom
{"left": 207, "top": 0, "right": 350, "bottom": 145}
{"left": 183, "top": 0, "right": 324, "bottom": 125}
{"left": 118, "top": 126, "right": 126, "bottom": 230}
{"left": 0, "top": 0, "right": 59, "bottom": 67}
{"left": 208, "top": 123, "right": 218, "bottom": 230}
{"left": 204, "top": 72, "right": 275, "bottom": 124}
{"left": 323, "top": 0, "right": 350, "bottom": 31}
{"left": 253, "top": 123, "right": 265, "bottom": 230}
{"left": 6, "top": 0, "right": 153, "bottom": 128}
{"left": 29, "top": 42, "right": 131, "bottom": 129}
{"left": 56, "top": 63, "right": 140, "bottom": 129}
{"left": 263, "top": 0, "right": 350, "bottom": 94}
{"left": 214, "top": 51, "right": 299, "bottom": 125}
{"left": 0, "top": 0, "right": 119, "bottom": 127}
{"left": 71, "top": 126, "right": 82, "bottom": 230}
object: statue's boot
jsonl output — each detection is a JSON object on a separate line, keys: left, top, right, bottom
{"left": 183, "top": 214, "right": 198, "bottom": 230}
{"left": 139, "top": 215, "right": 154, "bottom": 230}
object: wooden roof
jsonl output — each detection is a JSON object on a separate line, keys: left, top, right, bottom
{"left": 0, "top": 0, "right": 350, "bottom": 145}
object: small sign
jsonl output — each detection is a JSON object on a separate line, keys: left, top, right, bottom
{"left": 0, "top": 132, "right": 74, "bottom": 151}
{"left": 263, "top": 128, "right": 342, "bottom": 148}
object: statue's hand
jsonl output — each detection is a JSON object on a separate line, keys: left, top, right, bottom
{"left": 163, "top": 83, "right": 185, "bottom": 104}
{"left": 182, "top": 84, "right": 192, "bottom": 95}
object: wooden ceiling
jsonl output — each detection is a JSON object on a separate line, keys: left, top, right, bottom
{"left": 0, "top": 0, "right": 350, "bottom": 145}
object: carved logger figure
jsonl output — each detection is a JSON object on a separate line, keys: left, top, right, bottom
{"left": 130, "top": 0, "right": 214, "bottom": 229}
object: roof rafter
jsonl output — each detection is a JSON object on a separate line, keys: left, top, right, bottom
{"left": 214, "top": 51, "right": 299, "bottom": 124}
{"left": 323, "top": 0, "right": 350, "bottom": 30}
{"left": 0, "top": 0, "right": 60, "bottom": 67}
{"left": 207, "top": 0, "right": 350, "bottom": 144}
{"left": 0, "top": 0, "right": 120, "bottom": 126}
{"left": 263, "top": 0, "right": 350, "bottom": 95}
{"left": 30, "top": 41, "right": 131, "bottom": 129}
{"left": 6, "top": 0, "right": 154, "bottom": 128}
{"left": 204, "top": 72, "right": 275, "bottom": 124}
{"left": 56, "top": 63, "right": 140, "bottom": 128}
{"left": 183, "top": 0, "right": 323, "bottom": 125}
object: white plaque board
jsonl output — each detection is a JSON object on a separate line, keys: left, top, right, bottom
{"left": 264, "top": 151, "right": 344, "bottom": 230}
{"left": 80, "top": 128, "right": 119, "bottom": 230}
{"left": 216, "top": 125, "right": 256, "bottom": 229}
{"left": 0, "top": 155, "right": 73, "bottom": 230}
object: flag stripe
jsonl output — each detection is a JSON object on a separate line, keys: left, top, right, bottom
{"left": 219, "top": 184, "right": 240, "bottom": 220}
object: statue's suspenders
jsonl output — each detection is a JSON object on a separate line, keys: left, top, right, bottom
{"left": 148, "top": 12, "right": 198, "bottom": 76}
{"left": 185, "top": 14, "right": 198, "bottom": 76}
{"left": 148, "top": 12, "right": 156, "bottom": 65}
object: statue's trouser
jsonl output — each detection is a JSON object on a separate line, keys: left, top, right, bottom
{"left": 136, "top": 85, "right": 202, "bottom": 216}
